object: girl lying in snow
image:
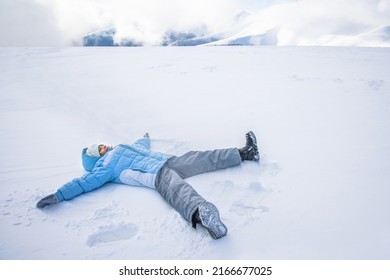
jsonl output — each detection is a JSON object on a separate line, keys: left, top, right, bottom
{"left": 37, "top": 131, "right": 259, "bottom": 239}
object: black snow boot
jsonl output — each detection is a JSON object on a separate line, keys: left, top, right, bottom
{"left": 239, "top": 131, "right": 259, "bottom": 162}
{"left": 195, "top": 202, "right": 228, "bottom": 239}
{"left": 36, "top": 193, "right": 59, "bottom": 209}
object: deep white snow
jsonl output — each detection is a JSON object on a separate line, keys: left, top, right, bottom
{"left": 0, "top": 46, "right": 389, "bottom": 260}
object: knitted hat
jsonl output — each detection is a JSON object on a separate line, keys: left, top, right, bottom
{"left": 86, "top": 144, "right": 100, "bottom": 157}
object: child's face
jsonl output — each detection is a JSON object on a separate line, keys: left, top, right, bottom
{"left": 98, "top": 144, "right": 110, "bottom": 156}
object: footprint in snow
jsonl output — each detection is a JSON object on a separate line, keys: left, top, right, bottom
{"left": 259, "top": 154, "right": 280, "bottom": 176}
{"left": 215, "top": 180, "right": 270, "bottom": 230}
{"left": 86, "top": 223, "right": 138, "bottom": 247}
{"left": 368, "top": 79, "right": 385, "bottom": 91}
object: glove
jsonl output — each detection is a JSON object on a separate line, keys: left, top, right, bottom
{"left": 144, "top": 132, "right": 150, "bottom": 138}
{"left": 36, "top": 193, "right": 59, "bottom": 209}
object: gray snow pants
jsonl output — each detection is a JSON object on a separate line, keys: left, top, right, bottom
{"left": 155, "top": 148, "right": 242, "bottom": 223}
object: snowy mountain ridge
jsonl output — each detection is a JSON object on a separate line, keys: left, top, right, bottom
{"left": 83, "top": 7, "right": 390, "bottom": 47}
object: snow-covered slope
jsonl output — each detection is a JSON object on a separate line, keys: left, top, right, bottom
{"left": 0, "top": 46, "right": 389, "bottom": 259}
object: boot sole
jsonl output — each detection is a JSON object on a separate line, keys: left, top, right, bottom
{"left": 247, "top": 131, "right": 260, "bottom": 162}
{"left": 198, "top": 202, "right": 228, "bottom": 239}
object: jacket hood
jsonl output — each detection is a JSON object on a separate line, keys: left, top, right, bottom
{"left": 81, "top": 148, "right": 101, "bottom": 172}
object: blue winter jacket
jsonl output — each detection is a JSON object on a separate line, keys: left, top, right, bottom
{"left": 55, "top": 137, "right": 171, "bottom": 201}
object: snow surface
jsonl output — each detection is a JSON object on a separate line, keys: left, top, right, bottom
{"left": 0, "top": 46, "right": 389, "bottom": 260}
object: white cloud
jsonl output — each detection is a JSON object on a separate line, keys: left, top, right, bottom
{"left": 237, "top": 0, "right": 390, "bottom": 46}
{"left": 0, "top": 0, "right": 240, "bottom": 46}
{"left": 0, "top": 0, "right": 65, "bottom": 46}
{"left": 94, "top": 0, "right": 240, "bottom": 45}
{"left": 0, "top": 0, "right": 389, "bottom": 46}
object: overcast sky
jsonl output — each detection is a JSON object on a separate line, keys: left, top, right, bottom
{"left": 0, "top": 0, "right": 389, "bottom": 46}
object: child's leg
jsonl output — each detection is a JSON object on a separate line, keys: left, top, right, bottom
{"left": 166, "top": 148, "right": 241, "bottom": 179}
{"left": 155, "top": 166, "right": 206, "bottom": 222}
